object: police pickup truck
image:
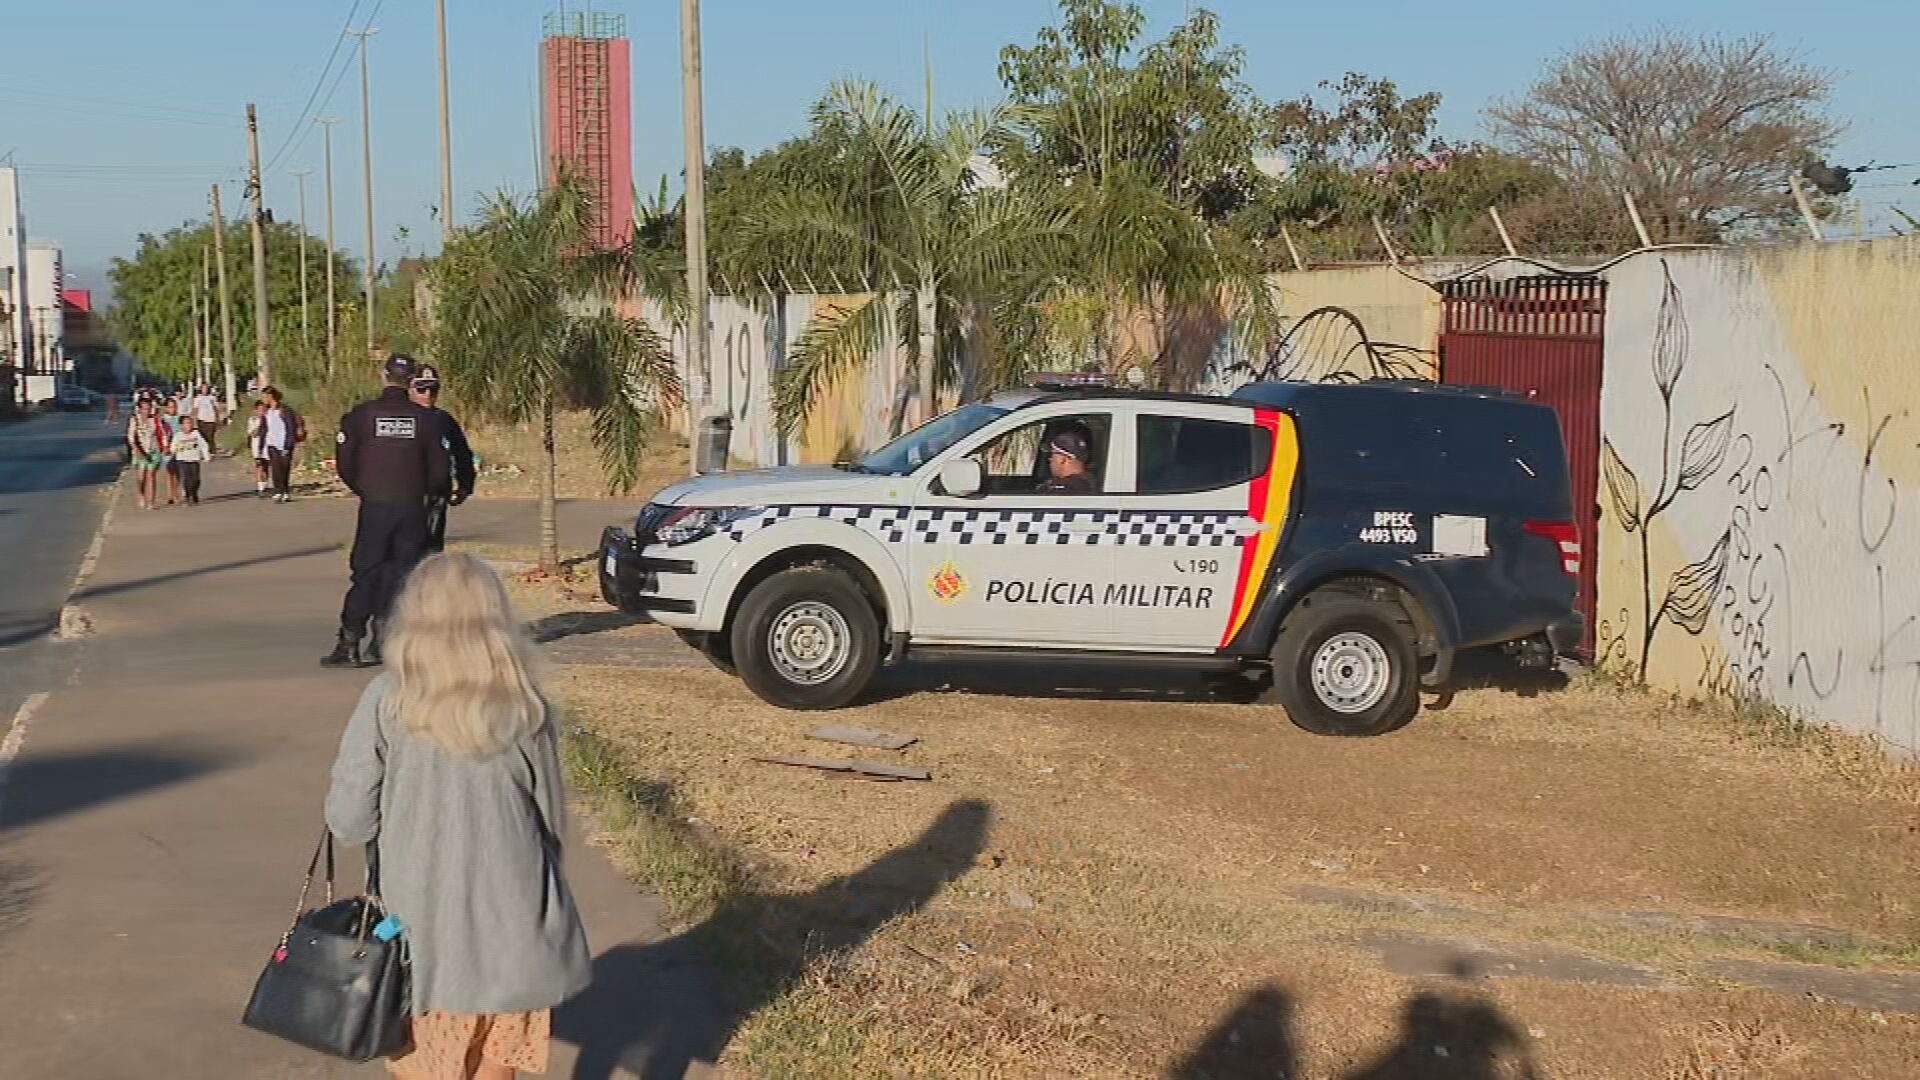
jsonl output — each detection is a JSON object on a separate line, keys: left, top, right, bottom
{"left": 599, "top": 377, "right": 1584, "bottom": 736}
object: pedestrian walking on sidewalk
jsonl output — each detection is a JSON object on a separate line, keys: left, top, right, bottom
{"left": 170, "top": 416, "right": 211, "bottom": 505}
{"left": 159, "top": 397, "right": 185, "bottom": 506}
{"left": 127, "top": 398, "right": 168, "bottom": 510}
{"left": 259, "top": 387, "right": 302, "bottom": 503}
{"left": 322, "top": 355, "right": 451, "bottom": 668}
{"left": 247, "top": 400, "right": 271, "bottom": 496}
{"left": 191, "top": 383, "right": 225, "bottom": 453}
{"left": 407, "top": 364, "right": 476, "bottom": 554}
{"left": 325, "top": 553, "right": 591, "bottom": 1079}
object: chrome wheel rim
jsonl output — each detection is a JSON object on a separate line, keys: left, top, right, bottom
{"left": 768, "top": 601, "right": 852, "bottom": 686}
{"left": 1310, "top": 631, "right": 1392, "bottom": 714}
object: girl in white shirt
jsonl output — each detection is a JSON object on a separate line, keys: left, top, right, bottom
{"left": 171, "top": 417, "right": 212, "bottom": 505}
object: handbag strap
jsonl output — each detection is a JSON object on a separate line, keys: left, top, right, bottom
{"left": 277, "top": 827, "right": 337, "bottom": 950}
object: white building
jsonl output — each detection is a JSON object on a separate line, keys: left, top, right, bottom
{"left": 24, "top": 242, "right": 65, "bottom": 400}
{"left": 0, "top": 167, "right": 27, "bottom": 383}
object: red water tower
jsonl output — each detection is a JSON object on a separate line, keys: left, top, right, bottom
{"left": 541, "top": 10, "right": 634, "bottom": 250}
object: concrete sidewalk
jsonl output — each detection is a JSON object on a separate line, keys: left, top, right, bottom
{"left": 0, "top": 462, "right": 723, "bottom": 1078}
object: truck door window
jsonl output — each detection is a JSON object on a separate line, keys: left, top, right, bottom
{"left": 1137, "top": 415, "right": 1272, "bottom": 494}
{"left": 972, "top": 414, "right": 1109, "bottom": 494}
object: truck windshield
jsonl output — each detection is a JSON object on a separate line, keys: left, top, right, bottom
{"left": 847, "top": 403, "right": 1010, "bottom": 476}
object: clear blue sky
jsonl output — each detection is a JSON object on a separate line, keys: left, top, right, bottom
{"left": 4, "top": 0, "right": 1913, "bottom": 295}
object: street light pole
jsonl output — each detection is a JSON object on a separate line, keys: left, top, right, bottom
{"left": 349, "top": 26, "right": 380, "bottom": 362}
{"left": 291, "top": 167, "right": 313, "bottom": 348}
{"left": 319, "top": 117, "right": 340, "bottom": 377}
{"left": 680, "top": 0, "right": 710, "bottom": 475}
{"left": 435, "top": 0, "right": 455, "bottom": 240}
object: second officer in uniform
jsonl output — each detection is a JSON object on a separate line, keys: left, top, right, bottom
{"left": 322, "top": 354, "right": 452, "bottom": 668}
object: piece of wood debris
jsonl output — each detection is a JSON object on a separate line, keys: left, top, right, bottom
{"left": 806, "top": 725, "right": 919, "bottom": 751}
{"left": 754, "top": 755, "right": 931, "bottom": 781}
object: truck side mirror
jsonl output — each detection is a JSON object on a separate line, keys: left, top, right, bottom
{"left": 937, "top": 458, "right": 984, "bottom": 498}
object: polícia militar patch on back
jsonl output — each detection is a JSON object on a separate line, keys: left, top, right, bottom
{"left": 374, "top": 417, "right": 416, "bottom": 439}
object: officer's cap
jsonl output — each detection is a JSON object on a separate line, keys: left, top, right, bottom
{"left": 410, "top": 363, "right": 442, "bottom": 390}
{"left": 384, "top": 354, "right": 417, "bottom": 381}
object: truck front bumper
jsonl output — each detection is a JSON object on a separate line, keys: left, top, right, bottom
{"left": 597, "top": 526, "right": 702, "bottom": 627}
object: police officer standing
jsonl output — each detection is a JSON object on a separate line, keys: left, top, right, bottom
{"left": 407, "top": 364, "right": 475, "bottom": 553}
{"left": 322, "top": 354, "right": 452, "bottom": 668}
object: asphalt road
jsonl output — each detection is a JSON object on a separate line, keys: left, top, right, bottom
{"left": 0, "top": 408, "right": 125, "bottom": 723}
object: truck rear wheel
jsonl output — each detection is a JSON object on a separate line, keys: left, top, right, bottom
{"left": 730, "top": 566, "right": 881, "bottom": 710}
{"left": 1267, "top": 593, "right": 1418, "bottom": 736}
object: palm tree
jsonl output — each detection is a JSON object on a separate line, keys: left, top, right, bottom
{"left": 733, "top": 81, "right": 1071, "bottom": 439}
{"left": 430, "top": 176, "right": 683, "bottom": 574}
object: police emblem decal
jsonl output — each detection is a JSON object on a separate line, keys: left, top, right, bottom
{"left": 374, "top": 417, "right": 417, "bottom": 438}
{"left": 928, "top": 561, "right": 967, "bottom": 603}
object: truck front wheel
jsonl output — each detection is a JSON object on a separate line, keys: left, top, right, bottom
{"left": 730, "top": 566, "right": 881, "bottom": 710}
{"left": 1267, "top": 593, "right": 1418, "bottom": 736}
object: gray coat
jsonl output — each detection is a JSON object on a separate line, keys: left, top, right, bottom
{"left": 325, "top": 674, "right": 592, "bottom": 1016}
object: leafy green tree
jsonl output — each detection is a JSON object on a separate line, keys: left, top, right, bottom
{"left": 108, "top": 218, "right": 353, "bottom": 384}
{"left": 993, "top": 0, "right": 1277, "bottom": 385}
{"left": 732, "top": 80, "right": 1070, "bottom": 437}
{"left": 430, "top": 176, "right": 683, "bottom": 573}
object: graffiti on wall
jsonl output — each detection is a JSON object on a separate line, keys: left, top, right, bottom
{"left": 1200, "top": 305, "right": 1435, "bottom": 394}
{"left": 1595, "top": 250, "right": 1920, "bottom": 753}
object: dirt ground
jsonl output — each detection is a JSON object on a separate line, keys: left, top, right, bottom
{"left": 524, "top": 590, "right": 1920, "bottom": 1080}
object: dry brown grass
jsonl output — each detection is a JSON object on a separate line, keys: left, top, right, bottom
{"left": 459, "top": 409, "right": 691, "bottom": 501}
{"left": 540, "top": 635, "right": 1920, "bottom": 1079}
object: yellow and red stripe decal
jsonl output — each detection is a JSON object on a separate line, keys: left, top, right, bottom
{"left": 1219, "top": 409, "right": 1300, "bottom": 648}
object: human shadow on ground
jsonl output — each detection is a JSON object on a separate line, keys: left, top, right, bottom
{"left": 528, "top": 610, "right": 652, "bottom": 644}
{"left": 71, "top": 545, "right": 339, "bottom": 603}
{"left": 1164, "top": 981, "right": 1541, "bottom": 1080}
{"left": 554, "top": 798, "right": 993, "bottom": 1080}
{"left": 0, "top": 740, "right": 245, "bottom": 833}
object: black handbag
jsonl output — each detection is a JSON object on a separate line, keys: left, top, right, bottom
{"left": 241, "top": 829, "right": 412, "bottom": 1062}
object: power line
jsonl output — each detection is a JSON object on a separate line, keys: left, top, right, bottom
{"left": 267, "top": 0, "right": 388, "bottom": 177}
{"left": 262, "top": 0, "right": 367, "bottom": 176}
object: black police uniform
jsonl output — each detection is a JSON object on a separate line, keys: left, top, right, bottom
{"left": 423, "top": 407, "right": 476, "bottom": 554}
{"left": 323, "top": 384, "right": 451, "bottom": 667}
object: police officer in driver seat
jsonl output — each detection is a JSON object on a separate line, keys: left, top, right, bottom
{"left": 1036, "top": 427, "right": 1097, "bottom": 494}
{"left": 321, "top": 354, "right": 452, "bottom": 668}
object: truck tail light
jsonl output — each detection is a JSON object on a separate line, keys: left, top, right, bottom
{"left": 1524, "top": 520, "right": 1581, "bottom": 576}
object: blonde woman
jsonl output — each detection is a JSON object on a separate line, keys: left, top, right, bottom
{"left": 326, "top": 554, "right": 591, "bottom": 1079}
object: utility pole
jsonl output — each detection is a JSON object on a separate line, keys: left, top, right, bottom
{"left": 190, "top": 279, "right": 203, "bottom": 384}
{"left": 210, "top": 185, "right": 238, "bottom": 410}
{"left": 200, "top": 246, "right": 213, "bottom": 387}
{"left": 245, "top": 104, "right": 274, "bottom": 389}
{"left": 350, "top": 27, "right": 380, "bottom": 362}
{"left": 680, "top": 0, "right": 710, "bottom": 475}
{"left": 319, "top": 117, "right": 341, "bottom": 376}
{"left": 291, "top": 168, "right": 313, "bottom": 347}
{"left": 435, "top": 0, "right": 454, "bottom": 240}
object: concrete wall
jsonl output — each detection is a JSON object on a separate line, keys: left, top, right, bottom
{"left": 1595, "top": 241, "right": 1920, "bottom": 753}
{"left": 1196, "top": 265, "right": 1440, "bottom": 392}
{"left": 647, "top": 292, "right": 911, "bottom": 468}
{"left": 26, "top": 243, "right": 63, "bottom": 373}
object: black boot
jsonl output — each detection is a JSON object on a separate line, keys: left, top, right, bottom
{"left": 360, "top": 619, "right": 384, "bottom": 667}
{"left": 320, "top": 630, "right": 362, "bottom": 668}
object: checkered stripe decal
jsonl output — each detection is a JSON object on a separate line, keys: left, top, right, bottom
{"left": 723, "top": 505, "right": 1243, "bottom": 547}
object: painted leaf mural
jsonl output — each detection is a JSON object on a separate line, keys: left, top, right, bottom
{"left": 1651, "top": 262, "right": 1688, "bottom": 400}
{"left": 1675, "top": 409, "right": 1736, "bottom": 493}
{"left": 1601, "top": 437, "right": 1643, "bottom": 533}
{"left": 1658, "top": 528, "right": 1732, "bottom": 636}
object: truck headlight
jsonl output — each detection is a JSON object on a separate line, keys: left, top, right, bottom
{"left": 654, "top": 506, "right": 761, "bottom": 546}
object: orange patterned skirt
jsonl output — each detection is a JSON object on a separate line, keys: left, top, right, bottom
{"left": 387, "top": 1008, "right": 551, "bottom": 1078}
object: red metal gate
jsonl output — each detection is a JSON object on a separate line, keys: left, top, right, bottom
{"left": 1439, "top": 276, "right": 1606, "bottom": 654}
